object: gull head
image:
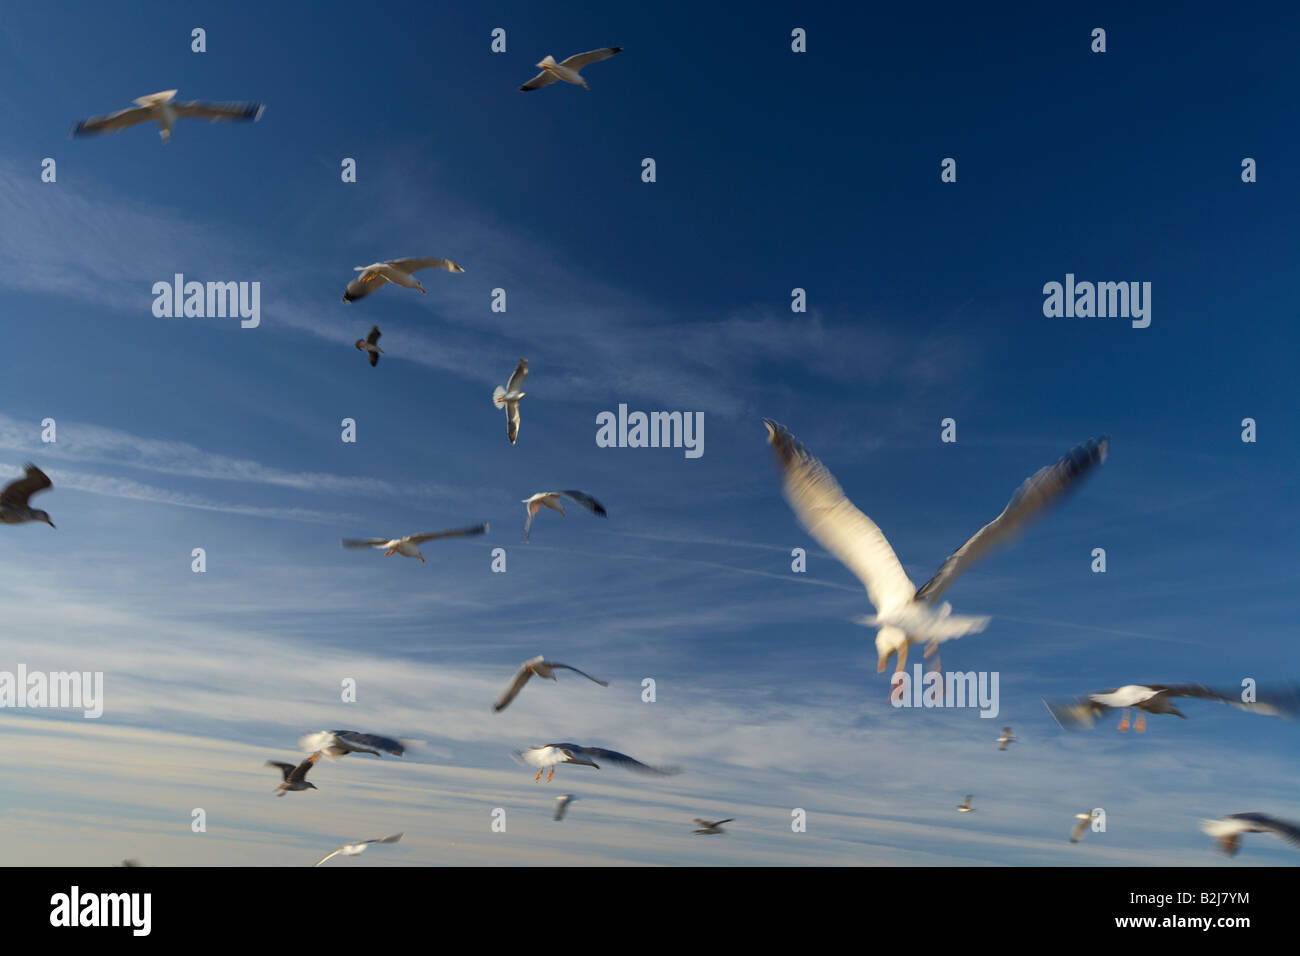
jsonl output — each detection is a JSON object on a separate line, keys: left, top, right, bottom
{"left": 33, "top": 510, "right": 54, "bottom": 528}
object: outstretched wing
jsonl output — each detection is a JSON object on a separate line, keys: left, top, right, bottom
{"left": 507, "top": 401, "right": 521, "bottom": 445}
{"left": 341, "top": 538, "right": 389, "bottom": 549}
{"left": 1070, "top": 817, "right": 1090, "bottom": 843}
{"left": 1157, "top": 684, "right": 1300, "bottom": 717}
{"left": 573, "top": 747, "right": 680, "bottom": 775}
{"left": 288, "top": 752, "right": 321, "bottom": 782}
{"left": 1228, "top": 814, "right": 1300, "bottom": 848}
{"left": 387, "top": 257, "right": 464, "bottom": 275}
{"left": 1, "top": 465, "right": 52, "bottom": 508}
{"left": 265, "top": 761, "right": 295, "bottom": 780}
{"left": 560, "top": 47, "right": 623, "bottom": 70}
{"left": 915, "top": 437, "right": 1110, "bottom": 604}
{"left": 551, "top": 664, "right": 609, "bottom": 687}
{"left": 171, "top": 100, "right": 264, "bottom": 123}
{"left": 343, "top": 271, "right": 387, "bottom": 302}
{"left": 520, "top": 70, "right": 559, "bottom": 92}
{"left": 559, "top": 491, "right": 607, "bottom": 517}
{"left": 366, "top": 326, "right": 382, "bottom": 346}
{"left": 765, "top": 420, "right": 916, "bottom": 616}
{"left": 506, "top": 358, "right": 528, "bottom": 393}
{"left": 1042, "top": 695, "right": 1109, "bottom": 731}
{"left": 332, "top": 731, "right": 404, "bottom": 757}
{"left": 408, "top": 524, "right": 490, "bottom": 545}
{"left": 493, "top": 666, "right": 535, "bottom": 713}
{"left": 72, "top": 105, "right": 156, "bottom": 136}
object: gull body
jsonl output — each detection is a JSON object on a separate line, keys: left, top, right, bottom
{"left": 299, "top": 730, "right": 405, "bottom": 761}
{"left": 493, "top": 359, "right": 528, "bottom": 445}
{"left": 765, "top": 421, "right": 1108, "bottom": 677}
{"left": 553, "top": 794, "right": 576, "bottom": 821}
{"left": 520, "top": 47, "right": 623, "bottom": 92}
{"left": 313, "top": 833, "right": 403, "bottom": 867}
{"left": 72, "top": 89, "right": 264, "bottom": 142}
{"left": 693, "top": 818, "right": 734, "bottom": 835}
{"left": 342, "top": 257, "right": 463, "bottom": 303}
{"left": 957, "top": 795, "right": 974, "bottom": 813}
{"left": 997, "top": 727, "right": 1015, "bottom": 751}
{"left": 521, "top": 490, "right": 607, "bottom": 540}
{"left": 354, "top": 325, "right": 383, "bottom": 366}
{"left": 0, "top": 464, "right": 55, "bottom": 527}
{"left": 341, "top": 523, "right": 488, "bottom": 563}
{"left": 493, "top": 655, "right": 609, "bottom": 712}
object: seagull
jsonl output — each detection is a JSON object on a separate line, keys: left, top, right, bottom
{"left": 354, "top": 326, "right": 383, "bottom": 366}
{"left": 493, "top": 656, "right": 609, "bottom": 712}
{"left": 341, "top": 523, "right": 489, "bottom": 563}
{"left": 553, "top": 794, "right": 576, "bottom": 821}
{"left": 341, "top": 257, "right": 464, "bottom": 303}
{"left": 693, "top": 818, "right": 734, "bottom": 835}
{"left": 520, "top": 47, "right": 623, "bottom": 92}
{"left": 120, "top": 859, "right": 143, "bottom": 867}
{"left": 313, "top": 833, "right": 403, "bottom": 867}
{"left": 1201, "top": 813, "right": 1300, "bottom": 856}
{"left": 997, "top": 727, "right": 1015, "bottom": 751}
{"left": 515, "top": 743, "right": 680, "bottom": 782}
{"left": 299, "top": 730, "right": 405, "bottom": 761}
{"left": 957, "top": 795, "right": 974, "bottom": 813}
{"left": 521, "top": 490, "right": 607, "bottom": 540}
{"left": 493, "top": 359, "right": 528, "bottom": 445}
{"left": 72, "top": 90, "right": 263, "bottom": 142}
{"left": 764, "top": 420, "right": 1109, "bottom": 675}
{"left": 1070, "top": 812, "right": 1094, "bottom": 843}
{"left": 1043, "top": 683, "right": 1300, "bottom": 732}
{"left": 268, "top": 753, "right": 321, "bottom": 796}
{"left": 1, "top": 464, "right": 55, "bottom": 527}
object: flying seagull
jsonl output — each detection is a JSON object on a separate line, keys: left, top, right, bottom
{"left": 341, "top": 523, "right": 489, "bottom": 563}
{"left": 493, "top": 656, "right": 609, "bottom": 712}
{"left": 1070, "top": 812, "right": 1094, "bottom": 843}
{"left": 521, "top": 490, "right": 607, "bottom": 540}
{"left": 299, "top": 730, "right": 405, "bottom": 761}
{"left": 554, "top": 794, "right": 576, "bottom": 822}
{"left": 693, "top": 818, "right": 734, "bottom": 835}
{"left": 355, "top": 326, "right": 383, "bottom": 366}
{"left": 72, "top": 89, "right": 263, "bottom": 142}
{"left": 1, "top": 464, "right": 55, "bottom": 528}
{"left": 341, "top": 257, "right": 464, "bottom": 303}
{"left": 997, "top": 727, "right": 1015, "bottom": 751}
{"left": 493, "top": 359, "right": 528, "bottom": 445}
{"left": 520, "top": 47, "right": 622, "bottom": 91}
{"left": 515, "top": 743, "right": 680, "bottom": 782}
{"left": 764, "top": 420, "right": 1108, "bottom": 675}
{"left": 268, "top": 753, "right": 321, "bottom": 796}
{"left": 1043, "top": 683, "right": 1300, "bottom": 733}
{"left": 957, "top": 795, "right": 974, "bottom": 813}
{"left": 1200, "top": 813, "right": 1300, "bottom": 856}
{"left": 313, "top": 833, "right": 403, "bottom": 867}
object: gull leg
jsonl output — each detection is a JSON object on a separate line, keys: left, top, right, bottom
{"left": 923, "top": 641, "right": 939, "bottom": 658}
{"left": 534, "top": 768, "right": 544, "bottom": 782}
{"left": 1118, "top": 709, "right": 1130, "bottom": 732}
{"left": 547, "top": 766, "right": 555, "bottom": 782}
{"left": 384, "top": 549, "right": 395, "bottom": 556}
{"left": 895, "top": 643, "right": 909, "bottom": 673}
{"left": 419, "top": 555, "right": 425, "bottom": 564}
{"left": 1135, "top": 711, "right": 1146, "bottom": 733}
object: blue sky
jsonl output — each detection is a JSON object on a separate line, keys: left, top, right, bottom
{"left": 1, "top": 1, "right": 1297, "bottom": 866}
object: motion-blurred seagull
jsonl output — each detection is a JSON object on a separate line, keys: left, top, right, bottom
{"left": 493, "top": 359, "right": 528, "bottom": 445}
{"left": 554, "top": 794, "right": 576, "bottom": 821}
{"left": 1201, "top": 813, "right": 1300, "bottom": 856}
{"left": 521, "top": 490, "right": 607, "bottom": 540}
{"left": 493, "top": 656, "right": 609, "bottom": 712}
{"left": 268, "top": 753, "right": 321, "bottom": 796}
{"left": 1043, "top": 683, "right": 1300, "bottom": 733}
{"left": 1, "top": 464, "right": 55, "bottom": 527}
{"left": 516, "top": 743, "right": 680, "bottom": 782}
{"left": 997, "top": 727, "right": 1015, "bottom": 751}
{"left": 354, "top": 326, "right": 383, "bottom": 366}
{"left": 520, "top": 47, "right": 622, "bottom": 91}
{"left": 299, "top": 730, "right": 405, "bottom": 761}
{"left": 341, "top": 523, "right": 489, "bottom": 563}
{"left": 693, "top": 818, "right": 734, "bottom": 835}
{"left": 72, "top": 90, "right": 263, "bottom": 142}
{"left": 313, "top": 833, "right": 403, "bottom": 867}
{"left": 342, "top": 257, "right": 464, "bottom": 303}
{"left": 957, "top": 795, "right": 974, "bottom": 813}
{"left": 1070, "top": 812, "right": 1093, "bottom": 843}
{"left": 764, "top": 420, "right": 1108, "bottom": 675}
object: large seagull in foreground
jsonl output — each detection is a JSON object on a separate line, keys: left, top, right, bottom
{"left": 342, "top": 257, "right": 464, "bottom": 303}
{"left": 72, "top": 90, "right": 264, "bottom": 142}
{"left": 520, "top": 47, "right": 622, "bottom": 91}
{"left": 1043, "top": 683, "right": 1300, "bottom": 732}
{"left": 764, "top": 421, "right": 1109, "bottom": 674}
{"left": 1200, "top": 813, "right": 1300, "bottom": 856}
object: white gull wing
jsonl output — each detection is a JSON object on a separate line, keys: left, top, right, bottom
{"left": 385, "top": 257, "right": 464, "bottom": 275}
{"left": 506, "top": 358, "right": 528, "bottom": 393}
{"left": 407, "top": 524, "right": 489, "bottom": 545}
{"left": 764, "top": 420, "right": 916, "bottom": 616}
{"left": 915, "top": 437, "right": 1110, "bottom": 604}
{"left": 72, "top": 105, "right": 156, "bottom": 136}
{"left": 313, "top": 833, "right": 403, "bottom": 867}
{"left": 170, "top": 100, "right": 264, "bottom": 123}
{"left": 341, "top": 538, "right": 391, "bottom": 549}
{"left": 493, "top": 662, "right": 539, "bottom": 712}
{"left": 519, "top": 70, "right": 559, "bottom": 92}
{"left": 506, "top": 401, "right": 521, "bottom": 445}
{"left": 560, "top": 47, "right": 623, "bottom": 70}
